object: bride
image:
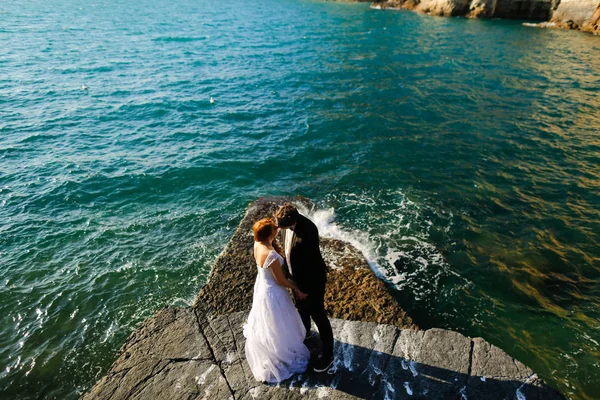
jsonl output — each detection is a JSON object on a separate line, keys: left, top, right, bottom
{"left": 243, "top": 218, "right": 310, "bottom": 383}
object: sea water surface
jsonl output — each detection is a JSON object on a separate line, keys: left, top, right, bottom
{"left": 1, "top": 0, "right": 599, "bottom": 398}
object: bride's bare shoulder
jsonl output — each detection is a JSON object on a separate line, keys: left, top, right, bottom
{"left": 254, "top": 242, "right": 273, "bottom": 267}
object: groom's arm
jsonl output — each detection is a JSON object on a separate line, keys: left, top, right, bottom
{"left": 303, "top": 221, "right": 330, "bottom": 274}
{"left": 281, "top": 259, "right": 293, "bottom": 279}
{"left": 304, "top": 223, "right": 322, "bottom": 256}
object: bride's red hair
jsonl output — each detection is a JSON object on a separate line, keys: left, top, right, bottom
{"left": 252, "top": 218, "right": 285, "bottom": 257}
{"left": 253, "top": 218, "right": 276, "bottom": 242}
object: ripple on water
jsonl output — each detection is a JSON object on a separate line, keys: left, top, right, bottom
{"left": 1, "top": 0, "right": 600, "bottom": 398}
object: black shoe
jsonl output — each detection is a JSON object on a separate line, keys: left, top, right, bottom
{"left": 313, "top": 356, "right": 334, "bottom": 373}
{"left": 305, "top": 331, "right": 312, "bottom": 340}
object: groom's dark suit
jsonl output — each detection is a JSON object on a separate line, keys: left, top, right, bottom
{"left": 285, "top": 214, "right": 334, "bottom": 360}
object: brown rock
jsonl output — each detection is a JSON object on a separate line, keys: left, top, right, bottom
{"left": 416, "top": 0, "right": 470, "bottom": 16}
{"left": 372, "top": 0, "right": 600, "bottom": 34}
{"left": 194, "top": 197, "right": 416, "bottom": 329}
{"left": 550, "top": 0, "right": 600, "bottom": 34}
{"left": 372, "top": 0, "right": 417, "bottom": 10}
{"left": 581, "top": 3, "right": 600, "bottom": 33}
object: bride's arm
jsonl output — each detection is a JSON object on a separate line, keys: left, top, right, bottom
{"left": 270, "top": 260, "right": 308, "bottom": 299}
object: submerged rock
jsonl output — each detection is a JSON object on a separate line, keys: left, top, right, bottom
{"left": 83, "top": 197, "right": 563, "bottom": 399}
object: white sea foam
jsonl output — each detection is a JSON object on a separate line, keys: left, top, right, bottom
{"left": 404, "top": 381, "right": 413, "bottom": 395}
{"left": 381, "top": 378, "right": 395, "bottom": 394}
{"left": 368, "top": 370, "right": 377, "bottom": 386}
{"left": 300, "top": 205, "right": 388, "bottom": 279}
{"left": 523, "top": 22, "right": 556, "bottom": 28}
{"left": 101, "top": 321, "right": 117, "bottom": 344}
{"left": 383, "top": 382, "right": 396, "bottom": 400}
{"left": 116, "top": 262, "right": 134, "bottom": 273}
{"left": 515, "top": 373, "right": 537, "bottom": 400}
{"left": 298, "top": 188, "right": 463, "bottom": 301}
{"left": 408, "top": 360, "right": 418, "bottom": 377}
{"left": 170, "top": 297, "right": 193, "bottom": 307}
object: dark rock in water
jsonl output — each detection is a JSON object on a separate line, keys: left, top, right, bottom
{"left": 83, "top": 197, "right": 564, "bottom": 399}
{"left": 195, "top": 196, "right": 415, "bottom": 329}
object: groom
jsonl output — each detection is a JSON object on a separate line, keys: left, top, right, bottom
{"left": 275, "top": 203, "right": 334, "bottom": 373}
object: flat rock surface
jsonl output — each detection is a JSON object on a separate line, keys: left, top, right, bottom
{"left": 84, "top": 305, "right": 563, "bottom": 399}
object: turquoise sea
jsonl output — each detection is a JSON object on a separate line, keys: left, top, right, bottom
{"left": 1, "top": 0, "right": 599, "bottom": 398}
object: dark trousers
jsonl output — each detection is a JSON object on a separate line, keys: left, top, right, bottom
{"left": 296, "top": 290, "right": 334, "bottom": 359}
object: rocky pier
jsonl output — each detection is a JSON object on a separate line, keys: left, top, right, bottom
{"left": 83, "top": 197, "right": 563, "bottom": 399}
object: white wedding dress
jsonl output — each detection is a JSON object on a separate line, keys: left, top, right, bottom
{"left": 243, "top": 249, "right": 310, "bottom": 383}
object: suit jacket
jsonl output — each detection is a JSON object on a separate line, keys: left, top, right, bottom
{"left": 284, "top": 214, "right": 328, "bottom": 295}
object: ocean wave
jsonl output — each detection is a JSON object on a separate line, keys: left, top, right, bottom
{"left": 18, "top": 133, "right": 63, "bottom": 145}
{"left": 152, "top": 36, "right": 208, "bottom": 42}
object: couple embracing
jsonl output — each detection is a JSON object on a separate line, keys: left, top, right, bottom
{"left": 243, "top": 203, "right": 334, "bottom": 383}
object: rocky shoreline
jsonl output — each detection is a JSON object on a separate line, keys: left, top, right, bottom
{"left": 367, "top": 0, "right": 600, "bottom": 35}
{"left": 83, "top": 197, "right": 564, "bottom": 399}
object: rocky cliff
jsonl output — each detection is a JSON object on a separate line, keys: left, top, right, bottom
{"left": 83, "top": 197, "right": 564, "bottom": 399}
{"left": 550, "top": 0, "right": 600, "bottom": 33}
{"left": 372, "top": 0, "right": 559, "bottom": 19}
{"left": 371, "top": 0, "right": 600, "bottom": 34}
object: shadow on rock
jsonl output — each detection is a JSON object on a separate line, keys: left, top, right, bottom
{"left": 273, "top": 334, "right": 560, "bottom": 400}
